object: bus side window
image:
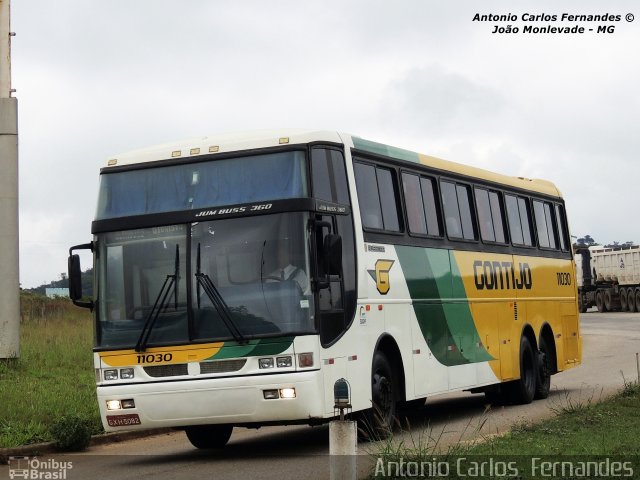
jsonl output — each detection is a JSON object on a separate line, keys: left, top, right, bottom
{"left": 402, "top": 173, "right": 442, "bottom": 237}
{"left": 533, "top": 200, "right": 559, "bottom": 249}
{"left": 441, "top": 181, "right": 476, "bottom": 240}
{"left": 554, "top": 204, "right": 568, "bottom": 251}
{"left": 311, "top": 149, "right": 351, "bottom": 205}
{"left": 506, "top": 194, "right": 534, "bottom": 247}
{"left": 354, "top": 160, "right": 401, "bottom": 232}
{"left": 475, "top": 188, "right": 507, "bottom": 244}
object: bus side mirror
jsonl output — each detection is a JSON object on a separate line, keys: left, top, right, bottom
{"left": 323, "top": 234, "right": 342, "bottom": 275}
{"left": 68, "top": 243, "right": 94, "bottom": 310}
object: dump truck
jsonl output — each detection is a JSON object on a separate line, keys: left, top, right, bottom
{"left": 575, "top": 245, "right": 640, "bottom": 312}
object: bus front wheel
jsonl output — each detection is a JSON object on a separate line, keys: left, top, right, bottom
{"left": 367, "top": 351, "right": 397, "bottom": 439}
{"left": 185, "top": 424, "right": 233, "bottom": 449}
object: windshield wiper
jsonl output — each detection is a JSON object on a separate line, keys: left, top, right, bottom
{"left": 195, "top": 243, "right": 247, "bottom": 344}
{"left": 135, "top": 244, "right": 180, "bottom": 352}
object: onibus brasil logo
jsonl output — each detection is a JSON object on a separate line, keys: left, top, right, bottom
{"left": 8, "top": 457, "right": 73, "bottom": 480}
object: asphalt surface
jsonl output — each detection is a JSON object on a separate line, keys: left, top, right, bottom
{"left": 2, "top": 311, "right": 639, "bottom": 480}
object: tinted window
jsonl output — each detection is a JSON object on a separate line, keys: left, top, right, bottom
{"left": 533, "top": 200, "right": 550, "bottom": 248}
{"left": 489, "top": 191, "right": 506, "bottom": 243}
{"left": 475, "top": 189, "right": 494, "bottom": 242}
{"left": 401, "top": 173, "right": 441, "bottom": 237}
{"left": 441, "top": 181, "right": 475, "bottom": 240}
{"left": 354, "top": 162, "right": 400, "bottom": 232}
{"left": 421, "top": 177, "right": 441, "bottom": 236}
{"left": 518, "top": 197, "right": 533, "bottom": 246}
{"left": 505, "top": 194, "right": 524, "bottom": 245}
{"left": 457, "top": 185, "right": 475, "bottom": 240}
{"left": 96, "top": 151, "right": 307, "bottom": 220}
{"left": 441, "top": 181, "right": 462, "bottom": 238}
{"left": 354, "top": 163, "right": 382, "bottom": 229}
{"left": 311, "top": 149, "right": 350, "bottom": 205}
{"left": 555, "top": 204, "right": 568, "bottom": 250}
{"left": 544, "top": 203, "right": 558, "bottom": 249}
{"left": 506, "top": 195, "right": 534, "bottom": 247}
{"left": 377, "top": 168, "right": 400, "bottom": 232}
{"left": 402, "top": 173, "right": 427, "bottom": 235}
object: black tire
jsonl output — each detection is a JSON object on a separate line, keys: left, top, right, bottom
{"left": 620, "top": 289, "right": 628, "bottom": 311}
{"left": 578, "top": 294, "right": 588, "bottom": 313}
{"left": 506, "top": 336, "right": 536, "bottom": 405}
{"left": 534, "top": 336, "right": 553, "bottom": 399}
{"left": 604, "top": 290, "right": 613, "bottom": 312}
{"left": 366, "top": 351, "right": 397, "bottom": 439}
{"left": 628, "top": 288, "right": 637, "bottom": 313}
{"left": 596, "top": 291, "right": 605, "bottom": 313}
{"left": 636, "top": 289, "right": 640, "bottom": 313}
{"left": 185, "top": 424, "right": 233, "bottom": 449}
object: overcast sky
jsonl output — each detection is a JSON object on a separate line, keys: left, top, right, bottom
{"left": 12, "top": 0, "right": 639, "bottom": 288}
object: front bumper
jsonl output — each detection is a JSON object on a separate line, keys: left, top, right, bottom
{"left": 97, "top": 369, "right": 325, "bottom": 431}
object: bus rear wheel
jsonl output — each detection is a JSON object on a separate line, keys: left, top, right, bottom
{"left": 185, "top": 424, "right": 233, "bottom": 449}
{"left": 534, "top": 336, "right": 552, "bottom": 399}
{"left": 506, "top": 336, "right": 536, "bottom": 405}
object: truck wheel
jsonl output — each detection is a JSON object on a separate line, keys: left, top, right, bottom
{"left": 185, "top": 424, "right": 233, "bottom": 449}
{"left": 604, "top": 290, "right": 613, "bottom": 311}
{"left": 635, "top": 289, "right": 640, "bottom": 313}
{"left": 620, "top": 289, "right": 628, "bottom": 311}
{"left": 628, "top": 289, "right": 637, "bottom": 312}
{"left": 596, "top": 291, "right": 605, "bottom": 312}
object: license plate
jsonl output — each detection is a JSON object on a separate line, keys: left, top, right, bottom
{"left": 107, "top": 414, "right": 141, "bottom": 427}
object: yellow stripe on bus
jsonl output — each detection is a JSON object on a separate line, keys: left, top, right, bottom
{"left": 99, "top": 342, "right": 224, "bottom": 367}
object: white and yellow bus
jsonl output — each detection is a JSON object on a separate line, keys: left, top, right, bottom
{"left": 68, "top": 130, "right": 581, "bottom": 448}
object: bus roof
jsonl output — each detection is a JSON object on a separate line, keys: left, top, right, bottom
{"left": 104, "top": 129, "right": 562, "bottom": 198}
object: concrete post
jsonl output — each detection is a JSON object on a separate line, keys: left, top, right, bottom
{"left": 329, "top": 420, "right": 357, "bottom": 480}
{"left": 0, "top": 0, "right": 20, "bottom": 359}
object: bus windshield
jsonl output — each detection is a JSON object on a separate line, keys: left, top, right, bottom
{"left": 96, "top": 212, "right": 314, "bottom": 349}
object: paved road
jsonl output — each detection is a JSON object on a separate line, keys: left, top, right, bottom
{"left": 2, "top": 312, "right": 639, "bottom": 480}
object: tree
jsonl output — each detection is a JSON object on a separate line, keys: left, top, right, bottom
{"left": 576, "top": 235, "right": 598, "bottom": 246}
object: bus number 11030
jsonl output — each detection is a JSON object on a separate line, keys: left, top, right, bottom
{"left": 137, "top": 353, "right": 173, "bottom": 364}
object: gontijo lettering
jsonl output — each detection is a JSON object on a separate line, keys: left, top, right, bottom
{"left": 473, "top": 260, "right": 532, "bottom": 290}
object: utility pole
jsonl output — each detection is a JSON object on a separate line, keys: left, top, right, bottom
{"left": 0, "top": 0, "right": 20, "bottom": 359}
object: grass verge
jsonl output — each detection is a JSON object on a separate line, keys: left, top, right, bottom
{"left": 368, "top": 382, "right": 640, "bottom": 478}
{"left": 0, "top": 293, "right": 102, "bottom": 448}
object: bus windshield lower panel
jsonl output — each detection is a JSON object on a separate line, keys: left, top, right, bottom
{"left": 96, "top": 212, "right": 315, "bottom": 349}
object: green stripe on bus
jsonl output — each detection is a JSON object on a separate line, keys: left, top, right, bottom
{"left": 395, "top": 246, "right": 493, "bottom": 366}
{"left": 206, "top": 336, "right": 295, "bottom": 360}
{"left": 352, "top": 137, "right": 420, "bottom": 163}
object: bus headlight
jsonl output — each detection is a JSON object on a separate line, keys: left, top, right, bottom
{"left": 276, "top": 356, "right": 292, "bottom": 368}
{"left": 280, "top": 388, "right": 296, "bottom": 399}
{"left": 104, "top": 369, "right": 118, "bottom": 381}
{"left": 120, "top": 368, "right": 135, "bottom": 379}
{"left": 106, "top": 400, "right": 122, "bottom": 410}
{"left": 259, "top": 358, "right": 274, "bottom": 369}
